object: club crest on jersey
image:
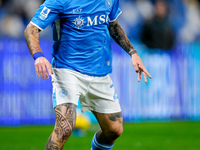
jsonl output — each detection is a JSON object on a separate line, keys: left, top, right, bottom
{"left": 72, "top": 16, "right": 86, "bottom": 28}
{"left": 105, "top": 0, "right": 112, "bottom": 9}
{"left": 39, "top": 6, "right": 51, "bottom": 20}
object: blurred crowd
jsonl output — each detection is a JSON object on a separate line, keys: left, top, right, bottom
{"left": 1, "top": 0, "right": 200, "bottom": 43}
{"left": 118, "top": 0, "right": 200, "bottom": 43}
{"left": 0, "top": 0, "right": 47, "bottom": 37}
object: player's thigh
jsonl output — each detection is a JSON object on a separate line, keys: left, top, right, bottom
{"left": 92, "top": 111, "right": 123, "bottom": 135}
{"left": 54, "top": 103, "right": 77, "bottom": 132}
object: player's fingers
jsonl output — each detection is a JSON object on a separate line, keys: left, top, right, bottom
{"left": 35, "top": 65, "right": 40, "bottom": 78}
{"left": 46, "top": 64, "right": 53, "bottom": 76}
{"left": 139, "top": 65, "right": 152, "bottom": 79}
{"left": 138, "top": 70, "right": 142, "bottom": 82}
{"left": 38, "top": 65, "right": 45, "bottom": 79}
{"left": 138, "top": 74, "right": 141, "bottom": 82}
{"left": 144, "top": 69, "right": 152, "bottom": 79}
{"left": 42, "top": 65, "right": 49, "bottom": 79}
{"left": 143, "top": 72, "right": 147, "bottom": 83}
{"left": 134, "top": 63, "right": 139, "bottom": 73}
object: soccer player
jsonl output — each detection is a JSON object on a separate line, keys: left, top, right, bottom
{"left": 24, "top": 0, "right": 152, "bottom": 149}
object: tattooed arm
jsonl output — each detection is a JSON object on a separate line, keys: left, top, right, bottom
{"left": 24, "top": 23, "right": 53, "bottom": 79}
{"left": 108, "top": 20, "right": 136, "bottom": 56}
{"left": 24, "top": 23, "right": 41, "bottom": 55}
{"left": 108, "top": 20, "right": 152, "bottom": 83}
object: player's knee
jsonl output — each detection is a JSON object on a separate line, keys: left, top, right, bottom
{"left": 105, "top": 124, "right": 123, "bottom": 139}
{"left": 114, "top": 124, "right": 123, "bottom": 138}
{"left": 54, "top": 127, "right": 73, "bottom": 143}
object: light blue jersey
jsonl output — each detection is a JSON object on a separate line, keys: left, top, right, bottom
{"left": 31, "top": 0, "right": 122, "bottom": 76}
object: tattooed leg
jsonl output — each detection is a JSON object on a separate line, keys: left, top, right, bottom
{"left": 45, "top": 103, "right": 76, "bottom": 150}
{"left": 92, "top": 111, "right": 123, "bottom": 145}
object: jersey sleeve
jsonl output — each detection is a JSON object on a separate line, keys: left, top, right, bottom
{"left": 30, "top": 0, "right": 64, "bottom": 30}
{"left": 109, "top": 0, "right": 122, "bottom": 22}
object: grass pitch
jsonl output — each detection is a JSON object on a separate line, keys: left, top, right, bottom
{"left": 0, "top": 122, "right": 199, "bottom": 150}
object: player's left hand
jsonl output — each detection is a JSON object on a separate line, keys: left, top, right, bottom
{"left": 131, "top": 53, "right": 152, "bottom": 83}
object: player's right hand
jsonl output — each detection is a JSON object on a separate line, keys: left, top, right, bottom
{"left": 34, "top": 57, "right": 53, "bottom": 79}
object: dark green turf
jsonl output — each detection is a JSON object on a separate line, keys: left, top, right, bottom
{"left": 0, "top": 122, "right": 199, "bottom": 150}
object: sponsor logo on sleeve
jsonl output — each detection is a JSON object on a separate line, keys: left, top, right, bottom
{"left": 39, "top": 6, "right": 51, "bottom": 20}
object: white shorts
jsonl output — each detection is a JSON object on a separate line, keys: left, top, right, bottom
{"left": 51, "top": 68, "right": 121, "bottom": 114}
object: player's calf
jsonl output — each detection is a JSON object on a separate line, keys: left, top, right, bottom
{"left": 45, "top": 103, "right": 76, "bottom": 150}
{"left": 103, "top": 123, "right": 123, "bottom": 141}
{"left": 97, "top": 121, "right": 123, "bottom": 144}
{"left": 91, "top": 112, "right": 123, "bottom": 150}
{"left": 91, "top": 126, "right": 123, "bottom": 150}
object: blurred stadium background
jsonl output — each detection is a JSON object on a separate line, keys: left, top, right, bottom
{"left": 0, "top": 0, "right": 200, "bottom": 149}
